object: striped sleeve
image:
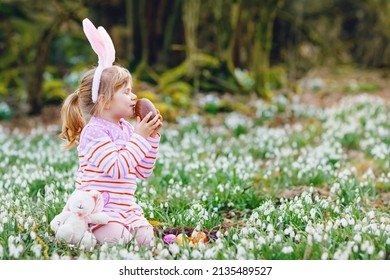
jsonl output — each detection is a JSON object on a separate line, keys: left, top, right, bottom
{"left": 80, "top": 127, "right": 152, "bottom": 179}
{"left": 135, "top": 133, "right": 160, "bottom": 180}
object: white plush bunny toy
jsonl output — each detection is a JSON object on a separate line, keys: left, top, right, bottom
{"left": 50, "top": 190, "right": 109, "bottom": 250}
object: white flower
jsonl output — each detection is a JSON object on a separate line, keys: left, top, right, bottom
{"left": 30, "top": 231, "right": 36, "bottom": 240}
{"left": 367, "top": 211, "right": 375, "bottom": 220}
{"left": 191, "top": 250, "right": 202, "bottom": 259}
{"left": 159, "top": 249, "right": 170, "bottom": 258}
{"left": 281, "top": 246, "right": 293, "bottom": 254}
{"left": 367, "top": 245, "right": 374, "bottom": 255}
{"left": 241, "top": 227, "right": 249, "bottom": 236}
{"left": 266, "top": 224, "right": 274, "bottom": 232}
{"left": 237, "top": 245, "right": 247, "bottom": 257}
{"left": 310, "top": 208, "right": 316, "bottom": 220}
{"left": 169, "top": 243, "right": 180, "bottom": 256}
{"left": 204, "top": 248, "right": 217, "bottom": 259}
{"left": 353, "top": 234, "right": 362, "bottom": 243}
{"left": 274, "top": 234, "right": 282, "bottom": 243}
{"left": 321, "top": 252, "right": 328, "bottom": 260}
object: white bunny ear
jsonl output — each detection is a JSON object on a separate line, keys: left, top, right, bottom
{"left": 91, "top": 66, "right": 104, "bottom": 103}
{"left": 82, "top": 18, "right": 116, "bottom": 103}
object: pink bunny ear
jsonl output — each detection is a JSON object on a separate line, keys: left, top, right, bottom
{"left": 82, "top": 18, "right": 116, "bottom": 103}
{"left": 98, "top": 26, "right": 116, "bottom": 67}
{"left": 90, "top": 191, "right": 104, "bottom": 214}
{"left": 82, "top": 18, "right": 106, "bottom": 60}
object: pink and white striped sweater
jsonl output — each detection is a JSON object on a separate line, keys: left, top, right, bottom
{"left": 76, "top": 116, "right": 160, "bottom": 230}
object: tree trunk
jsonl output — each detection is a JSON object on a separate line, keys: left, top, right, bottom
{"left": 27, "top": 15, "right": 64, "bottom": 115}
{"left": 182, "top": 0, "right": 200, "bottom": 91}
{"left": 252, "top": 0, "right": 284, "bottom": 99}
{"left": 226, "top": 0, "right": 241, "bottom": 76}
{"left": 125, "top": 0, "right": 135, "bottom": 65}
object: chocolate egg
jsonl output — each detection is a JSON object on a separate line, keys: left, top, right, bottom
{"left": 135, "top": 98, "right": 157, "bottom": 121}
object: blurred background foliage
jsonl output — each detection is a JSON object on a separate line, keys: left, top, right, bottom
{"left": 0, "top": 0, "right": 390, "bottom": 118}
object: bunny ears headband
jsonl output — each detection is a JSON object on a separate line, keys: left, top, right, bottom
{"left": 82, "top": 18, "right": 116, "bottom": 103}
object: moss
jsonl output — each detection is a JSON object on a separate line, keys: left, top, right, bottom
{"left": 154, "top": 102, "right": 178, "bottom": 122}
{"left": 136, "top": 91, "right": 159, "bottom": 103}
{"left": 268, "top": 66, "right": 288, "bottom": 90}
{"left": 172, "top": 92, "right": 192, "bottom": 108}
{"left": 344, "top": 82, "right": 380, "bottom": 93}
{"left": 159, "top": 63, "right": 188, "bottom": 90}
{"left": 160, "top": 82, "right": 192, "bottom": 97}
{"left": 0, "top": 83, "right": 7, "bottom": 97}
{"left": 42, "top": 79, "right": 67, "bottom": 105}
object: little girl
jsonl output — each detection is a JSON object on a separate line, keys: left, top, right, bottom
{"left": 59, "top": 19, "right": 162, "bottom": 246}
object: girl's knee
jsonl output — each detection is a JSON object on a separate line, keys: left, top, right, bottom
{"left": 133, "top": 226, "right": 155, "bottom": 247}
{"left": 93, "top": 223, "right": 132, "bottom": 245}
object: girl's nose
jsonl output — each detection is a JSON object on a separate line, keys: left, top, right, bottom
{"left": 130, "top": 92, "right": 137, "bottom": 101}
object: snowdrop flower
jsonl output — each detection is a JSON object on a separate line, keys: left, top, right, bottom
{"left": 367, "top": 245, "right": 374, "bottom": 255}
{"left": 30, "top": 231, "right": 36, "bottom": 240}
{"left": 257, "top": 236, "right": 266, "bottom": 246}
{"left": 30, "top": 243, "right": 42, "bottom": 258}
{"left": 169, "top": 243, "right": 180, "bottom": 257}
{"left": 274, "top": 235, "right": 282, "bottom": 243}
{"left": 310, "top": 208, "right": 316, "bottom": 220}
{"left": 9, "top": 244, "right": 24, "bottom": 259}
{"left": 237, "top": 245, "right": 247, "bottom": 258}
{"left": 321, "top": 252, "right": 328, "bottom": 260}
{"left": 204, "top": 248, "right": 217, "bottom": 259}
{"left": 353, "top": 233, "right": 362, "bottom": 243}
{"left": 341, "top": 218, "right": 348, "bottom": 227}
{"left": 191, "top": 250, "right": 202, "bottom": 259}
{"left": 266, "top": 224, "right": 274, "bottom": 232}
{"left": 281, "top": 246, "right": 293, "bottom": 254}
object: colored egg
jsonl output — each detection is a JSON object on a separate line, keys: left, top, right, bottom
{"left": 191, "top": 231, "right": 207, "bottom": 244}
{"left": 162, "top": 234, "right": 176, "bottom": 244}
{"left": 176, "top": 233, "right": 189, "bottom": 245}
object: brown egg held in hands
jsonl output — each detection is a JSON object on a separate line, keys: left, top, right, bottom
{"left": 135, "top": 98, "right": 157, "bottom": 121}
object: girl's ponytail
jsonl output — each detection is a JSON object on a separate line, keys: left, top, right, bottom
{"left": 59, "top": 91, "right": 86, "bottom": 149}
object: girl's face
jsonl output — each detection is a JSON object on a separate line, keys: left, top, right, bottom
{"left": 107, "top": 83, "right": 137, "bottom": 121}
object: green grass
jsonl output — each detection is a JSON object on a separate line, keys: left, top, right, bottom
{"left": 0, "top": 93, "right": 389, "bottom": 260}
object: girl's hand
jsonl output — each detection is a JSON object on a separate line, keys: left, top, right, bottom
{"left": 134, "top": 112, "right": 162, "bottom": 139}
{"left": 150, "top": 109, "right": 163, "bottom": 138}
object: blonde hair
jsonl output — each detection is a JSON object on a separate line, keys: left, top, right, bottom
{"left": 60, "top": 65, "right": 132, "bottom": 149}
